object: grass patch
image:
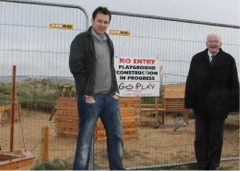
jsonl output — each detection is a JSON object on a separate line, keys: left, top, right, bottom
{"left": 147, "top": 161, "right": 239, "bottom": 170}
{"left": 31, "top": 158, "right": 72, "bottom": 170}
{"left": 151, "top": 163, "right": 198, "bottom": 170}
{"left": 31, "top": 159, "right": 239, "bottom": 170}
{"left": 225, "top": 113, "right": 239, "bottom": 129}
{"left": 0, "top": 78, "right": 75, "bottom": 112}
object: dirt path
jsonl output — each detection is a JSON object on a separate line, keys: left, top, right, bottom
{"left": 0, "top": 110, "right": 239, "bottom": 169}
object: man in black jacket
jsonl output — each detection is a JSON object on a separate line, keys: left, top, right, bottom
{"left": 185, "top": 33, "right": 239, "bottom": 170}
{"left": 69, "top": 7, "right": 124, "bottom": 170}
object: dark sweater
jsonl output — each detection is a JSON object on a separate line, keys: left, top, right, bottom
{"left": 69, "top": 27, "right": 119, "bottom": 96}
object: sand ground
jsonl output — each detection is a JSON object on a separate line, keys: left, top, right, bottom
{"left": 0, "top": 110, "right": 239, "bottom": 170}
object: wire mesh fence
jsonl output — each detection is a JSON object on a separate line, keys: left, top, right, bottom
{"left": 0, "top": 0, "right": 87, "bottom": 169}
{"left": 0, "top": 0, "right": 239, "bottom": 170}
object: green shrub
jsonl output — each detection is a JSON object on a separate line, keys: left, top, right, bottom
{"left": 225, "top": 113, "right": 239, "bottom": 129}
{"left": 32, "top": 158, "right": 72, "bottom": 170}
{"left": 0, "top": 78, "right": 74, "bottom": 112}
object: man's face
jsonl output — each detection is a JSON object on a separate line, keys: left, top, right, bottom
{"left": 91, "top": 13, "right": 110, "bottom": 37}
{"left": 206, "top": 34, "right": 222, "bottom": 54}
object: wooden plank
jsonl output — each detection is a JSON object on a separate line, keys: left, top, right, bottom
{"left": 55, "top": 104, "right": 77, "bottom": 108}
{"left": 95, "top": 133, "right": 139, "bottom": 141}
{"left": 55, "top": 124, "right": 78, "bottom": 129}
{"left": 55, "top": 115, "right": 78, "bottom": 121}
{"left": 120, "top": 104, "right": 141, "bottom": 108}
{"left": 123, "top": 127, "right": 139, "bottom": 132}
{"left": 96, "top": 119, "right": 103, "bottom": 125}
{"left": 122, "top": 123, "right": 139, "bottom": 128}
{"left": 0, "top": 152, "right": 35, "bottom": 170}
{"left": 95, "top": 127, "right": 139, "bottom": 133}
{"left": 95, "top": 136, "right": 107, "bottom": 141}
{"left": 119, "top": 97, "right": 141, "bottom": 104}
{"left": 123, "top": 134, "right": 139, "bottom": 139}
{"left": 61, "top": 130, "right": 78, "bottom": 136}
{"left": 41, "top": 127, "right": 49, "bottom": 161}
{"left": 55, "top": 98, "right": 77, "bottom": 110}
{"left": 94, "top": 130, "right": 137, "bottom": 139}
{"left": 159, "top": 84, "right": 189, "bottom": 124}
{"left": 54, "top": 97, "right": 140, "bottom": 140}
{"left": 94, "top": 127, "right": 105, "bottom": 131}
{"left": 54, "top": 107, "right": 78, "bottom": 111}
{"left": 120, "top": 109, "right": 135, "bottom": 113}
{"left": 55, "top": 111, "right": 78, "bottom": 117}
{"left": 0, "top": 105, "right": 11, "bottom": 111}
{"left": 95, "top": 127, "right": 138, "bottom": 134}
{"left": 56, "top": 100, "right": 77, "bottom": 105}
{"left": 141, "top": 104, "right": 162, "bottom": 108}
{"left": 56, "top": 97, "right": 76, "bottom": 102}
{"left": 0, "top": 157, "right": 35, "bottom": 170}
{"left": 163, "top": 84, "right": 185, "bottom": 99}
{"left": 121, "top": 116, "right": 139, "bottom": 121}
{"left": 120, "top": 107, "right": 136, "bottom": 111}
{"left": 120, "top": 112, "right": 136, "bottom": 117}
{"left": 95, "top": 123, "right": 139, "bottom": 131}
{"left": 95, "top": 131, "right": 106, "bottom": 136}
{"left": 54, "top": 118, "right": 79, "bottom": 124}
{"left": 95, "top": 134, "right": 140, "bottom": 140}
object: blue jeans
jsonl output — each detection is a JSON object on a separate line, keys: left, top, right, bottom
{"left": 73, "top": 94, "right": 124, "bottom": 170}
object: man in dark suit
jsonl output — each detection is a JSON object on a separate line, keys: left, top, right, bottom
{"left": 185, "top": 33, "right": 239, "bottom": 170}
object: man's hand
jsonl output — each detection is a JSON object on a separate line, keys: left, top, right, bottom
{"left": 188, "top": 108, "right": 194, "bottom": 113}
{"left": 84, "top": 95, "right": 95, "bottom": 103}
{"left": 113, "top": 94, "right": 119, "bottom": 100}
{"left": 113, "top": 92, "right": 120, "bottom": 100}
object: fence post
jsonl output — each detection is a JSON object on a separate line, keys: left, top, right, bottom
{"left": 41, "top": 127, "right": 49, "bottom": 161}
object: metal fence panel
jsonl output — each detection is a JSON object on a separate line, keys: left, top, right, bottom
{"left": 92, "top": 11, "right": 240, "bottom": 169}
{"left": 0, "top": 0, "right": 88, "bottom": 169}
{"left": 109, "top": 12, "right": 240, "bottom": 85}
{"left": 0, "top": 1, "right": 239, "bottom": 170}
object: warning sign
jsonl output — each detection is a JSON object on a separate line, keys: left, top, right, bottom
{"left": 114, "top": 57, "right": 160, "bottom": 97}
{"left": 109, "top": 30, "right": 130, "bottom": 36}
{"left": 49, "top": 23, "right": 74, "bottom": 30}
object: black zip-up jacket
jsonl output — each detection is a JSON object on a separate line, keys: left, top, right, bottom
{"left": 69, "top": 27, "right": 119, "bottom": 96}
{"left": 185, "top": 48, "right": 239, "bottom": 119}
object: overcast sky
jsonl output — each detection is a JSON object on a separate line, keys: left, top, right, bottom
{"left": 1, "top": 0, "right": 239, "bottom": 79}
{"left": 37, "top": 0, "right": 240, "bottom": 25}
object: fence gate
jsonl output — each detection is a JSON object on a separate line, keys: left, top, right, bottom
{"left": 0, "top": 1, "right": 239, "bottom": 170}
{"left": 0, "top": 0, "right": 88, "bottom": 168}
{"left": 95, "top": 11, "right": 239, "bottom": 169}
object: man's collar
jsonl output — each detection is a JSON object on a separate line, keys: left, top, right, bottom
{"left": 208, "top": 50, "right": 219, "bottom": 57}
{"left": 91, "top": 28, "right": 107, "bottom": 42}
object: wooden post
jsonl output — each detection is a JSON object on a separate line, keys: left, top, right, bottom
{"left": 10, "top": 65, "right": 16, "bottom": 153}
{"left": 154, "top": 97, "right": 158, "bottom": 123}
{"left": 41, "top": 127, "right": 49, "bottom": 161}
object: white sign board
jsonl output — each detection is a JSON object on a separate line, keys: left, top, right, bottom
{"left": 114, "top": 57, "right": 160, "bottom": 97}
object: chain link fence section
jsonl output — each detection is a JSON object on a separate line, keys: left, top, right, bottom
{"left": 0, "top": 1, "right": 239, "bottom": 169}
{"left": 93, "top": 11, "right": 239, "bottom": 169}
{"left": 109, "top": 11, "right": 240, "bottom": 85}
{"left": 0, "top": 0, "right": 88, "bottom": 169}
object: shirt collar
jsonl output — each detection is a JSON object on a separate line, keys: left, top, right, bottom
{"left": 208, "top": 50, "right": 219, "bottom": 57}
{"left": 208, "top": 50, "right": 219, "bottom": 62}
{"left": 91, "top": 28, "right": 107, "bottom": 42}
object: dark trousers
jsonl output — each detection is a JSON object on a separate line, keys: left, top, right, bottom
{"left": 194, "top": 115, "right": 225, "bottom": 170}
